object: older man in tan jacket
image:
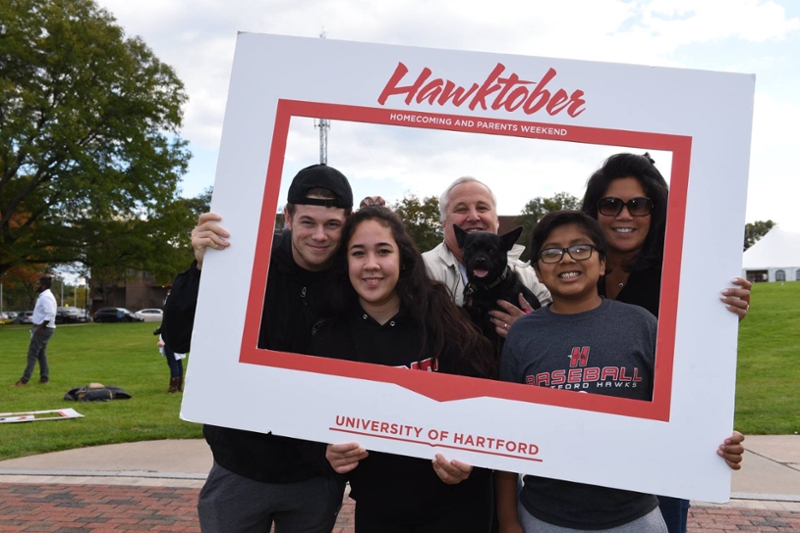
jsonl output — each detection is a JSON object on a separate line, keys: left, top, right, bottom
{"left": 422, "top": 177, "right": 551, "bottom": 336}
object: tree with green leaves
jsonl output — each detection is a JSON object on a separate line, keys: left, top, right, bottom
{"left": 392, "top": 194, "right": 443, "bottom": 252}
{"left": 81, "top": 195, "right": 203, "bottom": 306}
{"left": 743, "top": 220, "right": 775, "bottom": 251}
{"left": 516, "top": 192, "right": 581, "bottom": 260}
{"left": 0, "top": 0, "right": 190, "bottom": 277}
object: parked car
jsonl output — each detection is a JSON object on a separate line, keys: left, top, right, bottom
{"left": 13, "top": 311, "right": 34, "bottom": 324}
{"left": 93, "top": 307, "right": 143, "bottom": 323}
{"left": 56, "top": 307, "right": 90, "bottom": 324}
{"left": 134, "top": 308, "right": 163, "bottom": 322}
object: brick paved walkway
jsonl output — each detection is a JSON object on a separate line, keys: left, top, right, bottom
{"left": 1, "top": 483, "right": 798, "bottom": 532}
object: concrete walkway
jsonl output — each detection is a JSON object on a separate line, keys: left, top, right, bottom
{"left": 0, "top": 436, "right": 798, "bottom": 532}
{"left": 1, "top": 436, "right": 798, "bottom": 502}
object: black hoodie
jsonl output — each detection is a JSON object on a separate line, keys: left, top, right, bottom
{"left": 163, "top": 231, "right": 337, "bottom": 483}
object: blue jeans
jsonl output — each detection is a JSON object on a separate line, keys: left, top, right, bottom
{"left": 657, "top": 496, "right": 689, "bottom": 533}
{"left": 163, "top": 344, "right": 183, "bottom": 378}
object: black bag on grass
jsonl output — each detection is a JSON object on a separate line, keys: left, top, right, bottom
{"left": 64, "top": 383, "right": 132, "bottom": 402}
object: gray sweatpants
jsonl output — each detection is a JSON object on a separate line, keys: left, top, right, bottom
{"left": 21, "top": 327, "right": 54, "bottom": 383}
{"left": 197, "top": 462, "right": 345, "bottom": 533}
{"left": 519, "top": 504, "right": 667, "bottom": 533}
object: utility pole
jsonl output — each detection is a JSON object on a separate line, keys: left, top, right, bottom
{"left": 314, "top": 117, "right": 330, "bottom": 165}
{"left": 314, "top": 30, "right": 330, "bottom": 165}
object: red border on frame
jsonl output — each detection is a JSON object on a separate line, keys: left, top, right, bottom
{"left": 239, "top": 99, "right": 691, "bottom": 422}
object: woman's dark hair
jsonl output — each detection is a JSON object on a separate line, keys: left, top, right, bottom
{"left": 580, "top": 153, "right": 669, "bottom": 272}
{"left": 529, "top": 210, "right": 608, "bottom": 270}
{"left": 326, "top": 206, "right": 493, "bottom": 376}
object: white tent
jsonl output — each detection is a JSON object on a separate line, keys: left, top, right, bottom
{"left": 742, "top": 228, "right": 800, "bottom": 282}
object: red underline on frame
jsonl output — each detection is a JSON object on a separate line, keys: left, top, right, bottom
{"left": 329, "top": 427, "right": 544, "bottom": 463}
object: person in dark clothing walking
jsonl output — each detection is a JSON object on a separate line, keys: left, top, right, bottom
{"left": 309, "top": 206, "right": 496, "bottom": 533}
{"left": 162, "top": 164, "right": 353, "bottom": 533}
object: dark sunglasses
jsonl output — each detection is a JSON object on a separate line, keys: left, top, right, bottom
{"left": 597, "top": 197, "right": 654, "bottom": 217}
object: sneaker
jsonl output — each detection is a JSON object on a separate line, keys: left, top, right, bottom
{"left": 38, "top": 379, "right": 49, "bottom": 384}
{"left": 14, "top": 380, "right": 27, "bottom": 386}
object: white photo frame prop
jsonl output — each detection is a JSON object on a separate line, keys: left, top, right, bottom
{"left": 181, "top": 34, "right": 754, "bottom": 503}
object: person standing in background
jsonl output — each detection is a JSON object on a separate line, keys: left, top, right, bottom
{"left": 154, "top": 325, "right": 186, "bottom": 393}
{"left": 16, "top": 276, "right": 57, "bottom": 386}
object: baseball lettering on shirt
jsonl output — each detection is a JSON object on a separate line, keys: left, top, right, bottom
{"left": 525, "top": 346, "right": 644, "bottom": 391}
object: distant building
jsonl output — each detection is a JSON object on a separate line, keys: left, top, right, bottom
{"left": 497, "top": 215, "right": 521, "bottom": 237}
{"left": 89, "top": 270, "right": 169, "bottom": 312}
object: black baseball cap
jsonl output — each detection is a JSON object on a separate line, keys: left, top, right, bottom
{"left": 287, "top": 164, "right": 353, "bottom": 210}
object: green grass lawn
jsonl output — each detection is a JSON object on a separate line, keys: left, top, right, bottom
{"left": 0, "top": 282, "right": 797, "bottom": 460}
{"left": 734, "top": 281, "right": 800, "bottom": 435}
{"left": 0, "top": 322, "right": 202, "bottom": 460}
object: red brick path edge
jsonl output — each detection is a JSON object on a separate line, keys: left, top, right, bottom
{"left": 1, "top": 484, "right": 798, "bottom": 532}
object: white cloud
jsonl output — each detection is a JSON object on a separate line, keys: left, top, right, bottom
{"left": 93, "top": 0, "right": 800, "bottom": 229}
{"left": 745, "top": 91, "right": 800, "bottom": 230}
{"left": 643, "top": 0, "right": 799, "bottom": 43}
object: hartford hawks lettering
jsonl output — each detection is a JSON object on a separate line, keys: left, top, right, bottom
{"left": 525, "top": 346, "right": 644, "bottom": 391}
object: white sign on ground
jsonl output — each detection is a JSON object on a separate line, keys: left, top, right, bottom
{"left": 181, "top": 33, "right": 754, "bottom": 503}
{"left": 0, "top": 408, "right": 84, "bottom": 423}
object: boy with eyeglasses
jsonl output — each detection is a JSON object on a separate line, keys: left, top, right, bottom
{"left": 495, "top": 210, "right": 667, "bottom": 532}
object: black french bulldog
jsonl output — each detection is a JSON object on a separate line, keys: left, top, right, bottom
{"left": 455, "top": 225, "right": 541, "bottom": 357}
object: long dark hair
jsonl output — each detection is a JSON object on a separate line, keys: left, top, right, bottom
{"left": 326, "top": 206, "right": 493, "bottom": 376}
{"left": 581, "top": 153, "right": 669, "bottom": 272}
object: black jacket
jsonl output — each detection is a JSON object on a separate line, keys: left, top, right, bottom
{"left": 599, "top": 263, "right": 662, "bottom": 318}
{"left": 307, "top": 307, "right": 493, "bottom": 523}
{"left": 163, "top": 231, "right": 337, "bottom": 483}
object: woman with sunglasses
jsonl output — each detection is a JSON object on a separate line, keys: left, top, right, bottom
{"left": 581, "top": 153, "right": 748, "bottom": 533}
{"left": 308, "top": 206, "right": 496, "bottom": 533}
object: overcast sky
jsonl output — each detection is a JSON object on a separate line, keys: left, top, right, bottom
{"left": 95, "top": 0, "right": 800, "bottom": 230}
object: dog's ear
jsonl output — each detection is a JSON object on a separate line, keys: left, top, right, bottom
{"left": 454, "top": 225, "right": 468, "bottom": 249}
{"left": 500, "top": 226, "right": 524, "bottom": 252}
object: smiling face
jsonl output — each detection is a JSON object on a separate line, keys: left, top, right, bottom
{"left": 284, "top": 202, "right": 347, "bottom": 272}
{"left": 534, "top": 223, "right": 606, "bottom": 314}
{"left": 442, "top": 181, "right": 500, "bottom": 264}
{"left": 596, "top": 177, "right": 652, "bottom": 261}
{"left": 347, "top": 219, "right": 402, "bottom": 322}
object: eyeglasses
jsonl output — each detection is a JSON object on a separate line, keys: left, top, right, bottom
{"left": 597, "top": 197, "right": 654, "bottom": 217}
{"left": 538, "top": 244, "right": 596, "bottom": 264}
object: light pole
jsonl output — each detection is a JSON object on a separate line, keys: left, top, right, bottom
{"left": 76, "top": 278, "right": 85, "bottom": 312}
{"left": 84, "top": 278, "right": 90, "bottom": 315}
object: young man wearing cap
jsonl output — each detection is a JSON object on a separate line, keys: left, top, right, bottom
{"left": 15, "top": 276, "right": 57, "bottom": 386}
{"left": 163, "top": 164, "right": 353, "bottom": 533}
